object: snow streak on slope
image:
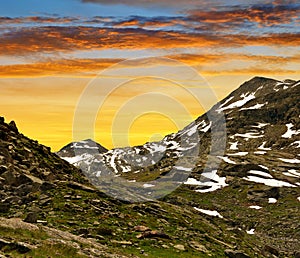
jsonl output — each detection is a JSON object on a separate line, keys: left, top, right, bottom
{"left": 216, "top": 92, "right": 256, "bottom": 113}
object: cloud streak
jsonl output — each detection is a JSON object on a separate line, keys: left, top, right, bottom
{"left": 0, "top": 58, "right": 122, "bottom": 77}
{"left": 1, "top": 25, "right": 299, "bottom": 57}
{"left": 187, "top": 4, "right": 300, "bottom": 26}
{"left": 0, "top": 16, "right": 79, "bottom": 25}
{"left": 1, "top": 53, "right": 299, "bottom": 77}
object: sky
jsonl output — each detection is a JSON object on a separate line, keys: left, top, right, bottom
{"left": 0, "top": 0, "right": 299, "bottom": 151}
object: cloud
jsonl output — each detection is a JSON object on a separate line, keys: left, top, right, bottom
{"left": 0, "top": 16, "right": 79, "bottom": 25}
{"left": 202, "top": 67, "right": 299, "bottom": 75}
{"left": 168, "top": 53, "right": 300, "bottom": 65}
{"left": 272, "top": 0, "right": 299, "bottom": 5}
{"left": 81, "top": 0, "right": 217, "bottom": 8}
{"left": 1, "top": 53, "right": 299, "bottom": 77}
{"left": 0, "top": 58, "right": 122, "bottom": 77}
{"left": 1, "top": 25, "right": 299, "bottom": 57}
{"left": 0, "top": 26, "right": 224, "bottom": 55}
{"left": 187, "top": 4, "right": 300, "bottom": 26}
{"left": 112, "top": 16, "right": 189, "bottom": 28}
{"left": 113, "top": 19, "right": 140, "bottom": 27}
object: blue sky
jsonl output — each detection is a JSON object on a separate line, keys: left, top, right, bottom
{"left": 0, "top": 0, "right": 176, "bottom": 17}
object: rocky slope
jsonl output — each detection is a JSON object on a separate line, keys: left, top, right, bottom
{"left": 0, "top": 77, "right": 299, "bottom": 257}
{"left": 0, "top": 117, "right": 128, "bottom": 257}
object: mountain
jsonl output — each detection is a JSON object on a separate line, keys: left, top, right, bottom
{"left": 57, "top": 139, "right": 108, "bottom": 163}
{"left": 0, "top": 76, "right": 299, "bottom": 257}
{"left": 61, "top": 77, "right": 300, "bottom": 198}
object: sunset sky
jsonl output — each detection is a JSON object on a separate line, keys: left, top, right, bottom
{"left": 1, "top": 0, "right": 299, "bottom": 151}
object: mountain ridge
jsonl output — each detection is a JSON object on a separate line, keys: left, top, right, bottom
{"left": 59, "top": 76, "right": 300, "bottom": 194}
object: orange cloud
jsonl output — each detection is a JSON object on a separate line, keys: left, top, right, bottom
{"left": 112, "top": 17, "right": 189, "bottom": 28}
{"left": 0, "top": 58, "right": 123, "bottom": 77}
{"left": 1, "top": 26, "right": 299, "bottom": 57}
{"left": 187, "top": 4, "right": 300, "bottom": 26}
{"left": 0, "top": 16, "right": 78, "bottom": 25}
{"left": 169, "top": 53, "right": 300, "bottom": 65}
{"left": 1, "top": 52, "right": 299, "bottom": 78}
{"left": 114, "top": 19, "right": 140, "bottom": 27}
{"left": 201, "top": 67, "right": 299, "bottom": 76}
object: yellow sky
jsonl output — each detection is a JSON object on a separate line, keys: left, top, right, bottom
{"left": 1, "top": 69, "right": 298, "bottom": 151}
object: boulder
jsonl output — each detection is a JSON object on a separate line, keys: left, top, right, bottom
{"left": 8, "top": 121, "right": 18, "bottom": 133}
{"left": 225, "top": 249, "right": 250, "bottom": 258}
{"left": 24, "top": 212, "right": 38, "bottom": 223}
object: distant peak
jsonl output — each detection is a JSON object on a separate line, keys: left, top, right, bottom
{"left": 82, "top": 139, "right": 97, "bottom": 143}
{"left": 249, "top": 76, "right": 279, "bottom": 82}
{"left": 57, "top": 138, "right": 108, "bottom": 156}
{"left": 249, "top": 77, "right": 298, "bottom": 85}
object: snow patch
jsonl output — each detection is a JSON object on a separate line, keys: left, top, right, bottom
{"left": 143, "top": 183, "right": 155, "bottom": 188}
{"left": 254, "top": 151, "right": 266, "bottom": 155}
{"left": 216, "top": 92, "right": 256, "bottom": 113}
{"left": 109, "top": 153, "right": 118, "bottom": 173}
{"left": 258, "top": 142, "right": 271, "bottom": 151}
{"left": 259, "top": 165, "right": 268, "bottom": 170}
{"left": 278, "top": 158, "right": 300, "bottom": 164}
{"left": 234, "top": 132, "right": 263, "bottom": 140}
{"left": 268, "top": 198, "right": 277, "bottom": 204}
{"left": 185, "top": 172, "right": 228, "bottom": 193}
{"left": 218, "top": 96, "right": 234, "bottom": 109}
{"left": 194, "top": 207, "right": 223, "bottom": 218}
{"left": 243, "top": 176, "right": 296, "bottom": 187}
{"left": 173, "top": 166, "right": 193, "bottom": 172}
{"left": 283, "top": 172, "right": 299, "bottom": 178}
{"left": 149, "top": 143, "right": 167, "bottom": 153}
{"left": 229, "top": 141, "right": 239, "bottom": 150}
{"left": 186, "top": 124, "right": 199, "bottom": 137}
{"left": 287, "top": 169, "right": 300, "bottom": 177}
{"left": 62, "top": 153, "right": 93, "bottom": 164}
{"left": 253, "top": 123, "right": 268, "bottom": 129}
{"left": 228, "top": 152, "right": 248, "bottom": 156}
{"left": 249, "top": 205, "right": 262, "bottom": 210}
{"left": 282, "top": 123, "right": 300, "bottom": 138}
{"left": 290, "top": 141, "right": 300, "bottom": 148}
{"left": 200, "top": 122, "right": 212, "bottom": 132}
{"left": 218, "top": 156, "right": 236, "bottom": 164}
{"left": 248, "top": 170, "right": 272, "bottom": 178}
{"left": 241, "top": 103, "right": 266, "bottom": 110}
{"left": 246, "top": 229, "right": 255, "bottom": 235}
